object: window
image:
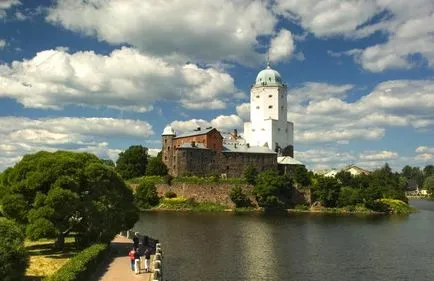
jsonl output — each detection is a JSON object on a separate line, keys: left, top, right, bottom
{"left": 261, "top": 128, "right": 265, "bottom": 131}
{"left": 164, "top": 139, "right": 167, "bottom": 144}
{"left": 281, "top": 95, "right": 283, "bottom": 98}
{"left": 252, "top": 129, "right": 255, "bottom": 132}
{"left": 256, "top": 95, "right": 259, "bottom": 98}
{"left": 268, "top": 105, "right": 272, "bottom": 109}
{"left": 281, "top": 106, "right": 283, "bottom": 109}
{"left": 268, "top": 94, "right": 272, "bottom": 98}
{"left": 256, "top": 106, "right": 260, "bottom": 109}
{"left": 278, "top": 128, "right": 281, "bottom": 131}
{"left": 164, "top": 156, "right": 167, "bottom": 160}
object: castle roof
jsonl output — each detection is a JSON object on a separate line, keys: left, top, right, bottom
{"left": 174, "top": 128, "right": 220, "bottom": 139}
{"left": 162, "top": 126, "right": 176, "bottom": 136}
{"left": 277, "top": 156, "right": 303, "bottom": 165}
{"left": 222, "top": 143, "right": 276, "bottom": 154}
{"left": 255, "top": 64, "right": 283, "bottom": 87}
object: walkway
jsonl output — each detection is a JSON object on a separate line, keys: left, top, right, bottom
{"left": 91, "top": 235, "right": 152, "bottom": 281}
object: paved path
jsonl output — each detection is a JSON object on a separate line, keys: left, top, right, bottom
{"left": 91, "top": 235, "right": 152, "bottom": 281}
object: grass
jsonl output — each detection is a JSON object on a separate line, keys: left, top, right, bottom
{"left": 25, "top": 237, "right": 80, "bottom": 281}
{"left": 379, "top": 198, "right": 414, "bottom": 214}
{"left": 156, "top": 197, "right": 227, "bottom": 211}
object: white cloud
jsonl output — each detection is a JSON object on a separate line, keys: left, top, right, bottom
{"left": 46, "top": 0, "right": 277, "bottom": 65}
{"left": 0, "top": 39, "right": 6, "bottom": 49}
{"left": 0, "top": 116, "right": 154, "bottom": 171}
{"left": 288, "top": 80, "right": 434, "bottom": 143}
{"left": 416, "top": 146, "right": 434, "bottom": 153}
{"left": 15, "top": 10, "right": 26, "bottom": 20}
{"left": 415, "top": 153, "right": 433, "bottom": 161}
{"left": 360, "top": 150, "right": 399, "bottom": 161}
{"left": 0, "top": 0, "right": 20, "bottom": 18}
{"left": 269, "top": 29, "right": 295, "bottom": 63}
{"left": 0, "top": 47, "right": 239, "bottom": 111}
{"left": 210, "top": 114, "right": 243, "bottom": 132}
{"left": 236, "top": 103, "right": 250, "bottom": 121}
{"left": 169, "top": 114, "right": 243, "bottom": 135}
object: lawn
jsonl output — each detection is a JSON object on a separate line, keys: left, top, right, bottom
{"left": 25, "top": 237, "right": 79, "bottom": 281}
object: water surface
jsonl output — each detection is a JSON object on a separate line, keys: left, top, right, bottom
{"left": 133, "top": 200, "right": 434, "bottom": 281}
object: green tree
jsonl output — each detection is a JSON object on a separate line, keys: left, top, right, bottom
{"left": 253, "top": 169, "right": 292, "bottom": 209}
{"left": 146, "top": 157, "right": 168, "bottom": 176}
{"left": 338, "top": 187, "right": 362, "bottom": 207}
{"left": 0, "top": 218, "right": 29, "bottom": 281}
{"left": 424, "top": 176, "right": 434, "bottom": 198}
{"left": 0, "top": 151, "right": 138, "bottom": 249}
{"left": 289, "top": 165, "right": 311, "bottom": 188}
{"left": 335, "top": 170, "right": 353, "bottom": 187}
{"left": 116, "top": 145, "right": 149, "bottom": 179}
{"left": 244, "top": 164, "right": 258, "bottom": 185}
{"left": 312, "top": 176, "right": 341, "bottom": 207}
{"left": 229, "top": 186, "right": 252, "bottom": 208}
{"left": 101, "top": 159, "right": 115, "bottom": 167}
{"left": 134, "top": 182, "right": 160, "bottom": 209}
{"left": 424, "top": 165, "right": 434, "bottom": 178}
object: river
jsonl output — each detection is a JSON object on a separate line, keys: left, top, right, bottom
{"left": 133, "top": 200, "right": 434, "bottom": 281}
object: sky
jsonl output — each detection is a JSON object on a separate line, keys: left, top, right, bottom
{"left": 0, "top": 0, "right": 433, "bottom": 172}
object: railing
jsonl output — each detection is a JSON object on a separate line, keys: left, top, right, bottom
{"left": 120, "top": 230, "right": 163, "bottom": 280}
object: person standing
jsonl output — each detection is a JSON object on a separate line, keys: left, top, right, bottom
{"left": 144, "top": 248, "right": 151, "bottom": 273}
{"left": 128, "top": 248, "right": 136, "bottom": 271}
{"left": 133, "top": 233, "right": 140, "bottom": 249}
{"left": 134, "top": 249, "right": 141, "bottom": 274}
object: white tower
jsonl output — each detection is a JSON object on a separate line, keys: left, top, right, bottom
{"left": 243, "top": 63, "right": 294, "bottom": 152}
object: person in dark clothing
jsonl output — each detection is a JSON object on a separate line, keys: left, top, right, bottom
{"left": 133, "top": 233, "right": 139, "bottom": 249}
{"left": 144, "top": 248, "right": 151, "bottom": 272}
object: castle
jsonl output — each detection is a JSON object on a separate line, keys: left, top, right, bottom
{"left": 162, "top": 64, "right": 301, "bottom": 177}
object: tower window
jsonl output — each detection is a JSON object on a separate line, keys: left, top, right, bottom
{"left": 261, "top": 128, "right": 265, "bottom": 131}
{"left": 268, "top": 94, "right": 272, "bottom": 98}
{"left": 256, "top": 106, "right": 260, "bottom": 109}
{"left": 281, "top": 106, "right": 283, "bottom": 109}
{"left": 252, "top": 129, "right": 255, "bottom": 132}
{"left": 278, "top": 128, "right": 281, "bottom": 131}
{"left": 256, "top": 95, "right": 259, "bottom": 98}
{"left": 268, "top": 105, "right": 272, "bottom": 109}
{"left": 281, "top": 95, "right": 283, "bottom": 98}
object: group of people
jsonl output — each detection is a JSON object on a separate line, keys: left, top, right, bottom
{"left": 128, "top": 233, "right": 151, "bottom": 274}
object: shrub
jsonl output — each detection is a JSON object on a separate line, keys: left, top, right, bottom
{"left": 229, "top": 186, "right": 252, "bottom": 208}
{"left": 379, "top": 199, "right": 413, "bottom": 215}
{"left": 244, "top": 164, "right": 258, "bottom": 185}
{"left": 134, "top": 182, "right": 160, "bottom": 209}
{"left": 45, "top": 243, "right": 108, "bottom": 281}
{"left": 0, "top": 218, "right": 29, "bottom": 281}
{"left": 164, "top": 191, "right": 177, "bottom": 198}
{"left": 365, "top": 200, "right": 390, "bottom": 213}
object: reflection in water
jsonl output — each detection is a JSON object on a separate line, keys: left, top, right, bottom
{"left": 133, "top": 201, "right": 434, "bottom": 281}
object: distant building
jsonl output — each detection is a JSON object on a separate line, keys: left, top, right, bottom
{"left": 323, "top": 165, "right": 370, "bottom": 177}
{"left": 161, "top": 64, "right": 301, "bottom": 177}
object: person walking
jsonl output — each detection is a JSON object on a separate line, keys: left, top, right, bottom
{"left": 128, "top": 247, "right": 136, "bottom": 271}
{"left": 144, "top": 248, "right": 151, "bottom": 273}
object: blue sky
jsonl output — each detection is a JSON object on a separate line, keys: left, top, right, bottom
{"left": 0, "top": 0, "right": 433, "bottom": 171}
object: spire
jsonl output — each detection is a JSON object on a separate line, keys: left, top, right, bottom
{"left": 266, "top": 50, "right": 271, "bottom": 69}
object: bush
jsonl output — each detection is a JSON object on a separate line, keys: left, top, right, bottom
{"left": 134, "top": 182, "right": 160, "bottom": 209}
{"left": 365, "top": 200, "right": 390, "bottom": 213}
{"left": 379, "top": 199, "right": 413, "bottom": 215}
{"left": 164, "top": 191, "right": 177, "bottom": 198}
{"left": 244, "top": 164, "right": 258, "bottom": 185}
{"left": 45, "top": 243, "right": 108, "bottom": 281}
{"left": 0, "top": 218, "right": 29, "bottom": 281}
{"left": 229, "top": 186, "right": 252, "bottom": 208}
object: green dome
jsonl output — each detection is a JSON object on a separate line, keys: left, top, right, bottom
{"left": 255, "top": 65, "right": 283, "bottom": 86}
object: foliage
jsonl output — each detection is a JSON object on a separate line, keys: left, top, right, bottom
{"left": 424, "top": 176, "right": 434, "bottom": 198}
{"left": 44, "top": 243, "right": 108, "bottom": 281}
{"left": 101, "top": 159, "right": 115, "bottom": 167}
{"left": 337, "top": 187, "right": 362, "bottom": 207}
{"left": 288, "top": 165, "right": 311, "bottom": 187}
{"left": 0, "top": 218, "right": 29, "bottom": 281}
{"left": 243, "top": 164, "right": 258, "bottom": 185}
{"left": 379, "top": 199, "right": 413, "bottom": 215}
{"left": 127, "top": 175, "right": 164, "bottom": 185}
{"left": 229, "top": 186, "right": 252, "bottom": 208}
{"left": 146, "top": 156, "right": 168, "bottom": 176}
{"left": 401, "top": 165, "right": 424, "bottom": 187}
{"left": 253, "top": 169, "right": 292, "bottom": 209}
{"left": 116, "top": 145, "right": 149, "bottom": 180}
{"left": 164, "top": 191, "right": 177, "bottom": 198}
{"left": 335, "top": 171, "right": 353, "bottom": 187}
{"left": 158, "top": 197, "right": 226, "bottom": 211}
{"left": 312, "top": 176, "right": 341, "bottom": 208}
{"left": 134, "top": 181, "right": 160, "bottom": 209}
{"left": 423, "top": 165, "right": 434, "bottom": 178}
{"left": 0, "top": 151, "right": 138, "bottom": 249}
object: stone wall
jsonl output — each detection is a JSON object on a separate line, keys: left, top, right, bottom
{"left": 155, "top": 183, "right": 309, "bottom": 208}
{"left": 156, "top": 183, "right": 257, "bottom": 207}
